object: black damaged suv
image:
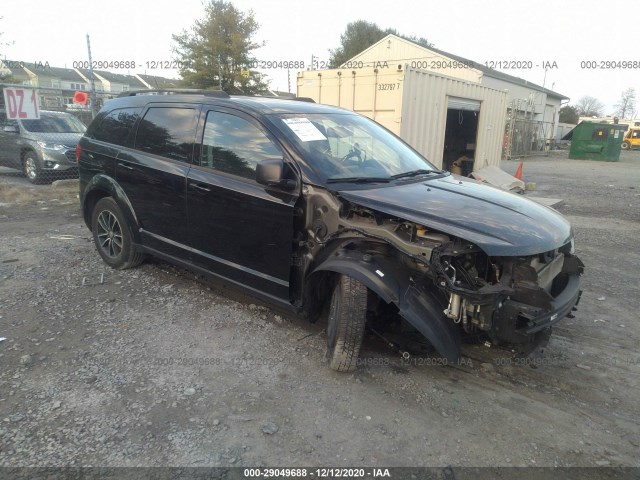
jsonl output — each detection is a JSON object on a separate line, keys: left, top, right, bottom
{"left": 78, "top": 89, "right": 583, "bottom": 372}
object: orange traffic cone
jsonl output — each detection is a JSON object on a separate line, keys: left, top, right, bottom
{"left": 515, "top": 161, "right": 523, "bottom": 180}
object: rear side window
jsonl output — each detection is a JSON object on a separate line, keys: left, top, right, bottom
{"left": 134, "top": 107, "right": 197, "bottom": 162}
{"left": 91, "top": 107, "right": 141, "bottom": 146}
{"left": 200, "top": 111, "right": 281, "bottom": 180}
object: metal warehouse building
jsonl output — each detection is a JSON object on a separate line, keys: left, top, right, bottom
{"left": 298, "top": 65, "right": 507, "bottom": 172}
{"left": 298, "top": 34, "right": 568, "bottom": 172}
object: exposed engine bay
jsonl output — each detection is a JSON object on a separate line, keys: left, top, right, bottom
{"left": 299, "top": 186, "right": 584, "bottom": 359}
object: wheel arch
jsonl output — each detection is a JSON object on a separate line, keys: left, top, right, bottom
{"left": 82, "top": 174, "right": 140, "bottom": 243}
{"left": 310, "top": 247, "right": 461, "bottom": 362}
{"left": 20, "top": 147, "right": 38, "bottom": 161}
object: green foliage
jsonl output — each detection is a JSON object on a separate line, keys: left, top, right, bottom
{"left": 329, "top": 20, "right": 433, "bottom": 68}
{"left": 559, "top": 105, "right": 579, "bottom": 124}
{"left": 171, "top": 0, "right": 269, "bottom": 94}
{"left": 328, "top": 21, "right": 386, "bottom": 68}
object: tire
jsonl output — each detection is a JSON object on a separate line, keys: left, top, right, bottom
{"left": 621, "top": 141, "right": 630, "bottom": 150}
{"left": 91, "top": 197, "right": 144, "bottom": 269}
{"left": 326, "top": 274, "right": 368, "bottom": 372}
{"left": 23, "top": 152, "right": 45, "bottom": 184}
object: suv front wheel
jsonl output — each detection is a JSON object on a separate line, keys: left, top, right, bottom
{"left": 23, "top": 152, "right": 44, "bottom": 184}
{"left": 91, "top": 197, "right": 144, "bottom": 269}
{"left": 326, "top": 274, "right": 368, "bottom": 372}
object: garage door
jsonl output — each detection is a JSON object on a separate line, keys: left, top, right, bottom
{"left": 447, "top": 96, "right": 481, "bottom": 111}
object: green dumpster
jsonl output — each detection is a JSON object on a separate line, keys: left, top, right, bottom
{"left": 567, "top": 121, "right": 627, "bottom": 161}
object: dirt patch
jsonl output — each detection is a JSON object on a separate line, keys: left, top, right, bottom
{"left": 1, "top": 155, "right": 639, "bottom": 468}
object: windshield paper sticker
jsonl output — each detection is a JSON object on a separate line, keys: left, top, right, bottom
{"left": 282, "top": 118, "right": 327, "bottom": 142}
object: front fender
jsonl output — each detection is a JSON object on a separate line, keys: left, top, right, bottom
{"left": 313, "top": 249, "right": 460, "bottom": 362}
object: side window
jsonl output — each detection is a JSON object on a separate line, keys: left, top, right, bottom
{"left": 91, "top": 107, "right": 141, "bottom": 146}
{"left": 200, "top": 111, "right": 282, "bottom": 180}
{"left": 134, "top": 107, "right": 197, "bottom": 162}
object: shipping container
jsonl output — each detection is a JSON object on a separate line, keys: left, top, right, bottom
{"left": 297, "top": 66, "right": 508, "bottom": 172}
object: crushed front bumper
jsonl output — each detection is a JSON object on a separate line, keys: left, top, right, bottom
{"left": 492, "top": 255, "right": 584, "bottom": 345}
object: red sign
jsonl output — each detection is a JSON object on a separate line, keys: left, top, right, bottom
{"left": 2, "top": 87, "right": 40, "bottom": 119}
{"left": 73, "top": 91, "right": 88, "bottom": 105}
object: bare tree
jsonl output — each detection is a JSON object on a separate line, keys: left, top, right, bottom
{"left": 575, "top": 96, "right": 605, "bottom": 117}
{"left": 614, "top": 88, "right": 636, "bottom": 120}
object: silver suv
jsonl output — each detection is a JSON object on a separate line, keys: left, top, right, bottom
{"left": 0, "top": 109, "right": 86, "bottom": 184}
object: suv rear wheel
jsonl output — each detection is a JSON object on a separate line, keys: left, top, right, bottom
{"left": 91, "top": 197, "right": 144, "bottom": 269}
{"left": 326, "top": 274, "right": 368, "bottom": 372}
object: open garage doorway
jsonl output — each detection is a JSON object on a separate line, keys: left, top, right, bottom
{"left": 443, "top": 97, "right": 480, "bottom": 176}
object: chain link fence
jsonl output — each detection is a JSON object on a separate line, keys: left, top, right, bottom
{"left": 503, "top": 100, "right": 556, "bottom": 159}
{"left": 0, "top": 83, "right": 93, "bottom": 184}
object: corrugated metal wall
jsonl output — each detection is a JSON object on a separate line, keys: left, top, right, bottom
{"left": 297, "top": 67, "right": 507, "bottom": 170}
{"left": 297, "top": 68, "right": 404, "bottom": 134}
{"left": 401, "top": 68, "right": 508, "bottom": 169}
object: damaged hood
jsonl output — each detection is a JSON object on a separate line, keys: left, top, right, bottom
{"left": 338, "top": 175, "right": 573, "bottom": 256}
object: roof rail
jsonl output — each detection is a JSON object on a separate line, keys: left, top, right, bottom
{"left": 117, "top": 89, "right": 230, "bottom": 98}
{"left": 238, "top": 92, "right": 315, "bottom": 103}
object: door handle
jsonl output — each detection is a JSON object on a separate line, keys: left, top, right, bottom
{"left": 188, "top": 182, "right": 211, "bottom": 193}
{"left": 118, "top": 162, "right": 134, "bottom": 170}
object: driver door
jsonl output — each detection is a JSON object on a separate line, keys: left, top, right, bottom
{"left": 186, "top": 108, "right": 299, "bottom": 303}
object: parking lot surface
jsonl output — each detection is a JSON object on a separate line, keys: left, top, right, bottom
{"left": 0, "top": 151, "right": 639, "bottom": 468}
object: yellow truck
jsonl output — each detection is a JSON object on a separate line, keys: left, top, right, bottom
{"left": 621, "top": 127, "right": 640, "bottom": 150}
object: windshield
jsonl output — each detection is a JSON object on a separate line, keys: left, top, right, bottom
{"left": 21, "top": 113, "right": 86, "bottom": 133}
{"left": 272, "top": 113, "right": 438, "bottom": 183}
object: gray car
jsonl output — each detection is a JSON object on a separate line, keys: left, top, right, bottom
{"left": 0, "top": 109, "right": 86, "bottom": 184}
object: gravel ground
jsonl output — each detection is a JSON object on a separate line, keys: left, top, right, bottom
{"left": 0, "top": 150, "right": 639, "bottom": 469}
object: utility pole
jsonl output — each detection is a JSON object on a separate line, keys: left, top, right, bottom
{"left": 86, "top": 34, "right": 98, "bottom": 118}
{"left": 218, "top": 54, "right": 223, "bottom": 91}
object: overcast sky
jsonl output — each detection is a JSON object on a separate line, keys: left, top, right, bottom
{"left": 1, "top": 0, "right": 636, "bottom": 115}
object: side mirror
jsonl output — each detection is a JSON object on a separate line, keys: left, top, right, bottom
{"left": 256, "top": 158, "right": 296, "bottom": 190}
{"left": 3, "top": 125, "right": 19, "bottom": 134}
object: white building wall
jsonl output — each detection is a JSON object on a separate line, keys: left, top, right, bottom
{"left": 346, "top": 35, "right": 483, "bottom": 83}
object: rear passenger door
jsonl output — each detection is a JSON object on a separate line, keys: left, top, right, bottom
{"left": 187, "top": 108, "right": 298, "bottom": 302}
{"left": 116, "top": 104, "right": 198, "bottom": 258}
